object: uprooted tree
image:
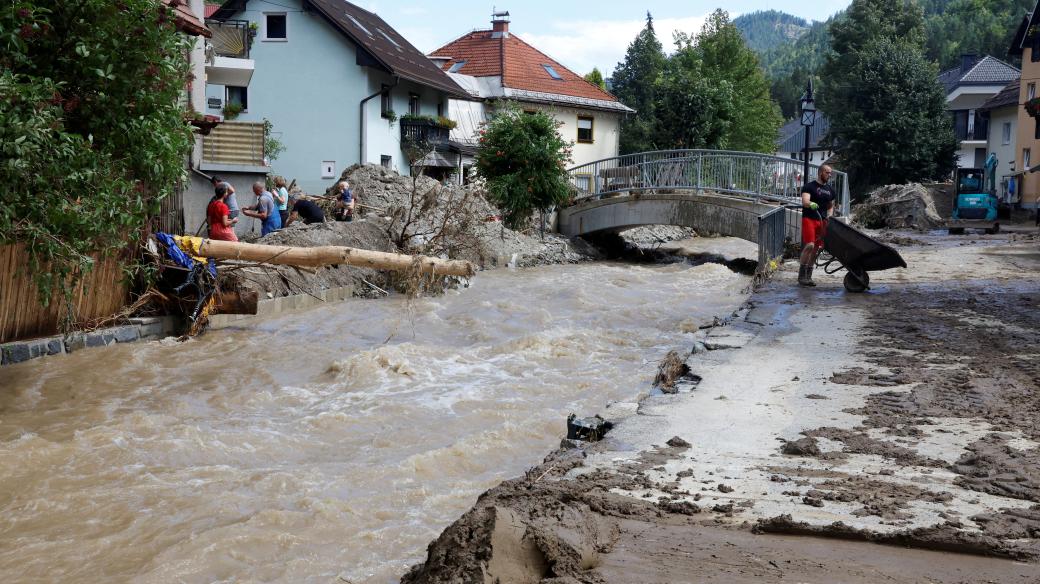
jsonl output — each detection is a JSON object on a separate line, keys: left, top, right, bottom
{"left": 387, "top": 135, "right": 486, "bottom": 263}
{"left": 0, "top": 1, "right": 194, "bottom": 304}
{"left": 475, "top": 103, "right": 572, "bottom": 230}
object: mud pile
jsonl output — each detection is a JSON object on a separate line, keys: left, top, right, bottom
{"left": 330, "top": 164, "right": 597, "bottom": 267}
{"left": 852, "top": 183, "right": 946, "bottom": 230}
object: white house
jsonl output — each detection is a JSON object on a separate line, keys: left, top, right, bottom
{"left": 980, "top": 79, "right": 1020, "bottom": 202}
{"left": 428, "top": 12, "right": 634, "bottom": 181}
{"left": 940, "top": 54, "right": 1020, "bottom": 169}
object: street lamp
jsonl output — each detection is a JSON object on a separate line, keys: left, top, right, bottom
{"left": 800, "top": 78, "right": 816, "bottom": 188}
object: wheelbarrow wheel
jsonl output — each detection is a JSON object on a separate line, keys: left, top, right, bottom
{"left": 843, "top": 270, "right": 869, "bottom": 293}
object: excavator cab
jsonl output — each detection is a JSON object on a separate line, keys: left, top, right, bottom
{"left": 951, "top": 154, "right": 1000, "bottom": 231}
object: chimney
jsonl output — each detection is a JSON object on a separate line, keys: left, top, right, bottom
{"left": 491, "top": 10, "right": 509, "bottom": 37}
{"left": 961, "top": 53, "right": 977, "bottom": 72}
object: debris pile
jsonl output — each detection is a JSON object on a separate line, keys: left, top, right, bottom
{"left": 852, "top": 183, "right": 947, "bottom": 231}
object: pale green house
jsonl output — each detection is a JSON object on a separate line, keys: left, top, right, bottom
{"left": 197, "top": 0, "right": 467, "bottom": 208}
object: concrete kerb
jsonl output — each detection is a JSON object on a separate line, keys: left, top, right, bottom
{"left": 1, "top": 316, "right": 177, "bottom": 367}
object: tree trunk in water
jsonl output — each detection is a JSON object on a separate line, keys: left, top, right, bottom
{"left": 186, "top": 238, "right": 476, "bottom": 277}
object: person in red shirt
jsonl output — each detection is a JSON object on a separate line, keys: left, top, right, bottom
{"left": 207, "top": 184, "right": 239, "bottom": 241}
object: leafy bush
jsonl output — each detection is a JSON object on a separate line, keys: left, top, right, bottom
{"left": 222, "top": 101, "right": 244, "bottom": 119}
{"left": 0, "top": 0, "right": 193, "bottom": 304}
{"left": 475, "top": 103, "right": 571, "bottom": 229}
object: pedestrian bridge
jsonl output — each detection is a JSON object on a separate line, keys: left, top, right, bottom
{"left": 560, "top": 150, "right": 850, "bottom": 266}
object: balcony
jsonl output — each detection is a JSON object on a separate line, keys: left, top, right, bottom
{"left": 208, "top": 19, "right": 250, "bottom": 58}
{"left": 951, "top": 110, "right": 988, "bottom": 142}
{"left": 205, "top": 19, "right": 255, "bottom": 87}
{"left": 400, "top": 117, "right": 451, "bottom": 147}
{"left": 200, "top": 120, "right": 267, "bottom": 171}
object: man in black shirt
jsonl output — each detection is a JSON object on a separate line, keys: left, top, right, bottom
{"left": 285, "top": 195, "right": 326, "bottom": 226}
{"left": 799, "top": 165, "right": 835, "bottom": 287}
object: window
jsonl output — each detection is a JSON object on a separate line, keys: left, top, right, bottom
{"left": 408, "top": 94, "right": 420, "bottom": 116}
{"left": 448, "top": 60, "right": 467, "bottom": 73}
{"left": 226, "top": 85, "right": 248, "bottom": 111}
{"left": 577, "top": 116, "right": 593, "bottom": 143}
{"left": 1032, "top": 35, "right": 1040, "bottom": 62}
{"left": 263, "top": 13, "right": 287, "bottom": 41}
{"left": 380, "top": 85, "right": 391, "bottom": 118}
{"left": 1035, "top": 118, "right": 1040, "bottom": 140}
{"left": 1024, "top": 148, "right": 1031, "bottom": 170}
{"left": 542, "top": 64, "right": 563, "bottom": 80}
{"left": 1030, "top": 83, "right": 1037, "bottom": 100}
{"left": 437, "top": 102, "right": 444, "bottom": 117}
{"left": 377, "top": 28, "right": 401, "bottom": 49}
{"left": 1007, "top": 121, "right": 1016, "bottom": 145}
{"left": 380, "top": 155, "right": 392, "bottom": 169}
{"left": 346, "top": 14, "right": 372, "bottom": 36}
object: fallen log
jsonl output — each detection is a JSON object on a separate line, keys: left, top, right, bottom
{"left": 177, "top": 237, "right": 476, "bottom": 277}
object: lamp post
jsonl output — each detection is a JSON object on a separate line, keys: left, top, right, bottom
{"left": 799, "top": 78, "right": 817, "bottom": 188}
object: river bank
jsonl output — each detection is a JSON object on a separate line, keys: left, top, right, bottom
{"left": 402, "top": 229, "right": 1040, "bottom": 583}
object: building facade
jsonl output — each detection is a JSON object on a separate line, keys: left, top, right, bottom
{"left": 204, "top": 0, "right": 467, "bottom": 196}
{"left": 979, "top": 79, "right": 1020, "bottom": 203}
{"left": 1010, "top": 6, "right": 1040, "bottom": 210}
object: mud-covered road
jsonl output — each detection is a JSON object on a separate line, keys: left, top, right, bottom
{"left": 403, "top": 230, "right": 1040, "bottom": 583}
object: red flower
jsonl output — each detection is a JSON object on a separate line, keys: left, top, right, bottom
{"left": 19, "top": 23, "right": 34, "bottom": 39}
{"left": 64, "top": 96, "right": 80, "bottom": 112}
{"left": 17, "top": 8, "right": 30, "bottom": 18}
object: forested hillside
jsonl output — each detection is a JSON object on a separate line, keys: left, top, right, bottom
{"left": 757, "top": 0, "right": 1034, "bottom": 119}
{"left": 733, "top": 10, "right": 810, "bottom": 52}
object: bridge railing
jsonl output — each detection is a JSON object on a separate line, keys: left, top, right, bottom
{"left": 757, "top": 206, "right": 788, "bottom": 268}
{"left": 567, "top": 150, "right": 850, "bottom": 217}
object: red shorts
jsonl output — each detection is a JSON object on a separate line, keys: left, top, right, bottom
{"left": 802, "top": 217, "right": 826, "bottom": 247}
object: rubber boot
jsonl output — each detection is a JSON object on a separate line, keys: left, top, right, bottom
{"left": 797, "top": 265, "right": 810, "bottom": 286}
{"left": 803, "top": 266, "right": 817, "bottom": 287}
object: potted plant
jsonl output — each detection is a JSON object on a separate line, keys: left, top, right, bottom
{"left": 222, "top": 102, "right": 244, "bottom": 120}
{"left": 187, "top": 111, "right": 222, "bottom": 135}
{"left": 383, "top": 109, "right": 397, "bottom": 124}
{"left": 1026, "top": 97, "right": 1040, "bottom": 119}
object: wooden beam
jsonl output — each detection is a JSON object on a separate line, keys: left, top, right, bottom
{"left": 178, "top": 237, "right": 476, "bottom": 277}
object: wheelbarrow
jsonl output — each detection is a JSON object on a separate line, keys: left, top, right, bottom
{"left": 816, "top": 219, "right": 907, "bottom": 292}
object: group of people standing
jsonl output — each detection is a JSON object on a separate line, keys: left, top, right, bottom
{"left": 206, "top": 176, "right": 344, "bottom": 241}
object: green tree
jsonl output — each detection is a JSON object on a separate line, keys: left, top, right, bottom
{"left": 770, "top": 67, "right": 813, "bottom": 120}
{"left": 0, "top": 0, "right": 193, "bottom": 303}
{"left": 653, "top": 43, "right": 734, "bottom": 149}
{"left": 821, "top": 35, "right": 957, "bottom": 189}
{"left": 475, "top": 104, "right": 572, "bottom": 230}
{"left": 694, "top": 9, "right": 783, "bottom": 153}
{"left": 610, "top": 12, "right": 667, "bottom": 153}
{"left": 584, "top": 67, "right": 606, "bottom": 89}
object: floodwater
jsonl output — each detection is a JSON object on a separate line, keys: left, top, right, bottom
{"left": 0, "top": 260, "right": 749, "bottom": 583}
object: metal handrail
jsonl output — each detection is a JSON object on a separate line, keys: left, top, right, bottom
{"left": 567, "top": 149, "right": 850, "bottom": 217}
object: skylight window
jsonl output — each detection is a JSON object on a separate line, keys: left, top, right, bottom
{"left": 448, "top": 60, "right": 467, "bottom": 73}
{"left": 377, "top": 28, "right": 401, "bottom": 48}
{"left": 346, "top": 13, "right": 372, "bottom": 36}
{"left": 542, "top": 64, "right": 563, "bottom": 80}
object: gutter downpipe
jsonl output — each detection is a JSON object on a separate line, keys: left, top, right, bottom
{"left": 359, "top": 76, "right": 399, "bottom": 166}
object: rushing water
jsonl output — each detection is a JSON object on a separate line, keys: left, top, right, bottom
{"left": 0, "top": 260, "right": 749, "bottom": 583}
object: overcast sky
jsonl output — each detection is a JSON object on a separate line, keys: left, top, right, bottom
{"left": 363, "top": 1, "right": 852, "bottom": 76}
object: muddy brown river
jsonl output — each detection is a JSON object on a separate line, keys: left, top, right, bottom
{"left": 0, "top": 261, "right": 749, "bottom": 583}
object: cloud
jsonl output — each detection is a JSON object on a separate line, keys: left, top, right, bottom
{"left": 520, "top": 15, "right": 712, "bottom": 77}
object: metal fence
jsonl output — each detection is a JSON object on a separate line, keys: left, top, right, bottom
{"left": 567, "top": 150, "right": 850, "bottom": 217}
{"left": 757, "top": 206, "right": 788, "bottom": 268}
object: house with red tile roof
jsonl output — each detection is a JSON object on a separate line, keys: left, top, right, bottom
{"left": 430, "top": 12, "right": 633, "bottom": 172}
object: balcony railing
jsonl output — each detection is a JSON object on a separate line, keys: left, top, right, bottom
{"left": 202, "top": 120, "right": 265, "bottom": 167}
{"left": 207, "top": 19, "right": 250, "bottom": 58}
{"left": 400, "top": 118, "right": 451, "bottom": 147}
